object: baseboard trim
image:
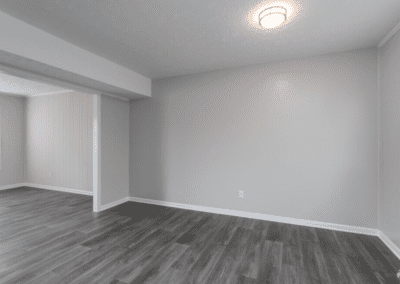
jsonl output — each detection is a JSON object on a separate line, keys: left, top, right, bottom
{"left": 128, "top": 196, "right": 379, "bottom": 236}
{"left": 2, "top": 187, "right": 400, "bottom": 260}
{"left": 100, "top": 197, "right": 130, "bottom": 211}
{"left": 23, "top": 183, "right": 93, "bottom": 196}
{"left": 128, "top": 196, "right": 400, "bottom": 260}
{"left": 0, "top": 183, "right": 26, "bottom": 191}
{"left": 380, "top": 231, "right": 400, "bottom": 241}
{"left": 377, "top": 231, "right": 400, "bottom": 260}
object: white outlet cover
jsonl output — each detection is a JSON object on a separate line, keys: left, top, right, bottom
{"left": 239, "top": 191, "right": 244, "bottom": 198}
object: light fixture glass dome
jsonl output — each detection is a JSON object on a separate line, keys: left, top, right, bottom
{"left": 259, "top": 6, "right": 287, "bottom": 29}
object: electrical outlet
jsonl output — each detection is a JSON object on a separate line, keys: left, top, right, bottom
{"left": 239, "top": 191, "right": 244, "bottom": 198}
{"left": 49, "top": 172, "right": 52, "bottom": 178}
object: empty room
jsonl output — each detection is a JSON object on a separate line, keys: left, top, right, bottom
{"left": 0, "top": 0, "right": 400, "bottom": 283}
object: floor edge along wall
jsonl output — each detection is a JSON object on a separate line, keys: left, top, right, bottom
{"left": 0, "top": 183, "right": 93, "bottom": 196}
{"left": 1, "top": 183, "right": 399, "bottom": 260}
{"left": 127, "top": 196, "right": 400, "bottom": 260}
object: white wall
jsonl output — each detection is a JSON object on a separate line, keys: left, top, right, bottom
{"left": 101, "top": 95, "right": 129, "bottom": 205}
{"left": 379, "top": 29, "right": 400, "bottom": 241}
{"left": 130, "top": 48, "right": 379, "bottom": 229}
{"left": 0, "top": 94, "right": 25, "bottom": 186}
{"left": 25, "top": 92, "right": 93, "bottom": 193}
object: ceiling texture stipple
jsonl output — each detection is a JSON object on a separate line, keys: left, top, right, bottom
{"left": 0, "top": 0, "right": 399, "bottom": 79}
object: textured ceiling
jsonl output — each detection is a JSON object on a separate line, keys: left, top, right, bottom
{"left": 0, "top": 0, "right": 399, "bottom": 79}
{"left": 0, "top": 71, "right": 71, "bottom": 96}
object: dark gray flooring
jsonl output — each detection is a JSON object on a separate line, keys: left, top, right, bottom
{"left": 0, "top": 186, "right": 399, "bottom": 284}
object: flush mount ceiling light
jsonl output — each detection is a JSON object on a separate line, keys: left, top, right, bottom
{"left": 245, "top": 1, "right": 299, "bottom": 33}
{"left": 258, "top": 6, "right": 287, "bottom": 29}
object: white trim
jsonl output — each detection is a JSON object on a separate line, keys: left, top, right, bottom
{"left": 100, "top": 197, "right": 130, "bottom": 211}
{"left": 377, "top": 48, "right": 381, "bottom": 228}
{"left": 378, "top": 21, "right": 400, "bottom": 49}
{"left": 128, "top": 196, "right": 400, "bottom": 260}
{"left": 102, "top": 93, "right": 130, "bottom": 102}
{"left": 0, "top": 91, "right": 27, "bottom": 97}
{"left": 377, "top": 231, "right": 400, "bottom": 260}
{"left": 2, "top": 187, "right": 400, "bottom": 259}
{"left": 0, "top": 90, "right": 129, "bottom": 101}
{"left": 380, "top": 231, "right": 400, "bottom": 241}
{"left": 0, "top": 63, "right": 101, "bottom": 96}
{"left": 0, "top": 183, "right": 26, "bottom": 191}
{"left": 0, "top": 105, "right": 1, "bottom": 171}
{"left": 28, "top": 90, "right": 73, "bottom": 97}
{"left": 127, "top": 197, "right": 379, "bottom": 236}
{"left": 0, "top": 63, "right": 132, "bottom": 101}
{"left": 93, "top": 94, "right": 102, "bottom": 212}
{"left": 23, "top": 183, "right": 93, "bottom": 196}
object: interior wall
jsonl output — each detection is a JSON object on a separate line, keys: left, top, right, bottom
{"left": 130, "top": 48, "right": 379, "bottom": 229}
{"left": 0, "top": 94, "right": 25, "bottom": 186}
{"left": 101, "top": 95, "right": 129, "bottom": 205}
{"left": 379, "top": 29, "right": 400, "bottom": 241}
{"left": 25, "top": 91, "right": 93, "bottom": 192}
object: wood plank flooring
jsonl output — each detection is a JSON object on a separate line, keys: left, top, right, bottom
{"left": 0, "top": 186, "right": 399, "bottom": 284}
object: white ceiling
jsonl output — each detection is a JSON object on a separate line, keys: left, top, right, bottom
{"left": 0, "top": 71, "right": 71, "bottom": 97}
{"left": 0, "top": 0, "right": 399, "bottom": 79}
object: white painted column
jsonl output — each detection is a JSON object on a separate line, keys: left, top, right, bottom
{"left": 93, "top": 94, "right": 102, "bottom": 212}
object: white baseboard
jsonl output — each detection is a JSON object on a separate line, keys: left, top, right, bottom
{"left": 3, "top": 186, "right": 400, "bottom": 260}
{"left": 100, "top": 197, "right": 130, "bottom": 211}
{"left": 128, "top": 196, "right": 379, "bottom": 236}
{"left": 380, "top": 231, "right": 400, "bottom": 241}
{"left": 23, "top": 183, "right": 93, "bottom": 196}
{"left": 377, "top": 231, "right": 400, "bottom": 260}
{"left": 0, "top": 183, "right": 26, "bottom": 191}
{"left": 128, "top": 196, "right": 400, "bottom": 259}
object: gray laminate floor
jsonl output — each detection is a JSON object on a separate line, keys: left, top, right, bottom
{"left": 0, "top": 186, "right": 399, "bottom": 284}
